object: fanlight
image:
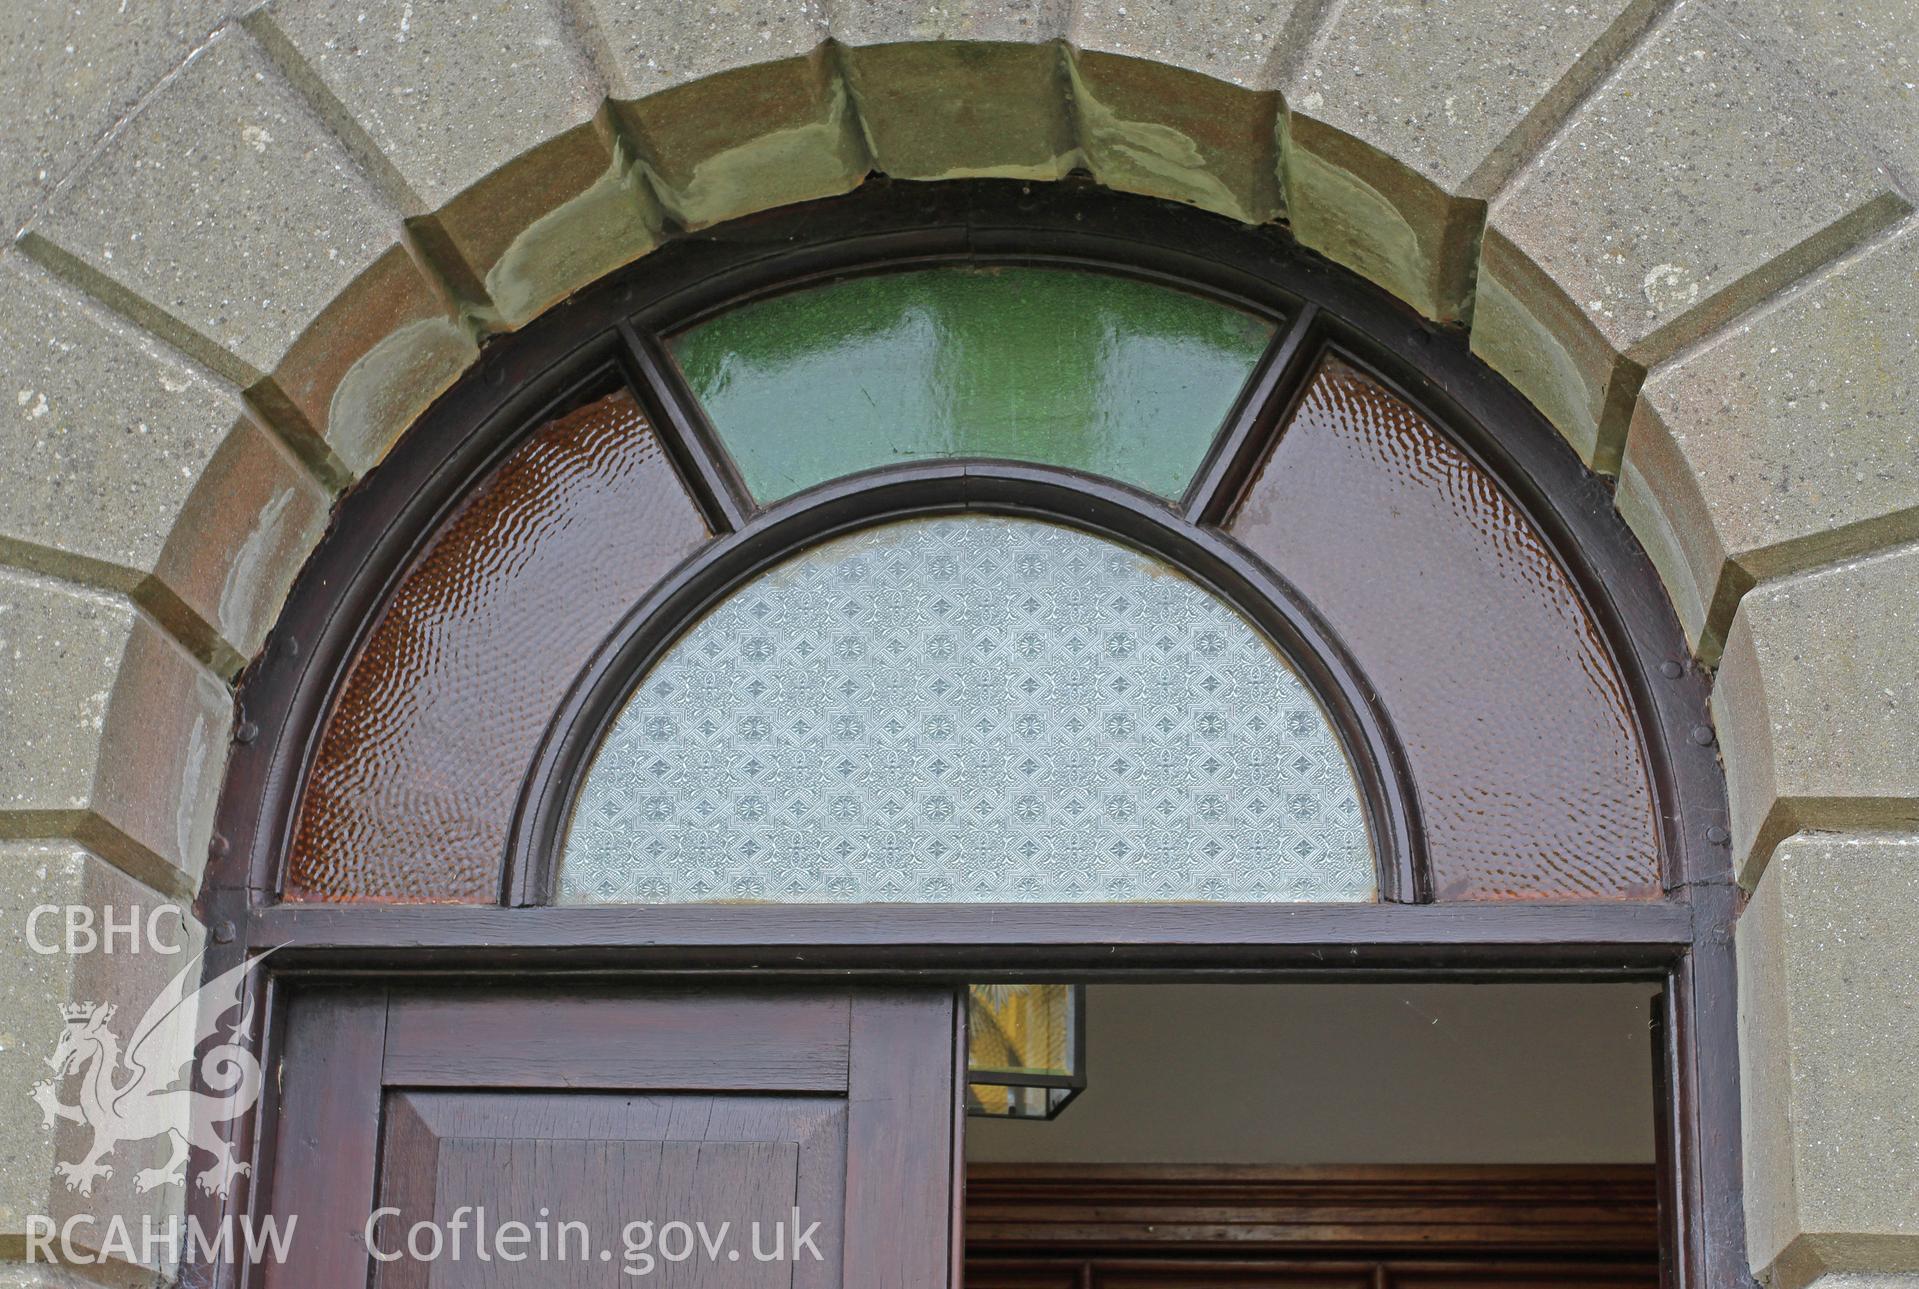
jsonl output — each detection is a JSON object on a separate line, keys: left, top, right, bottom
{"left": 558, "top": 515, "right": 1374, "bottom": 904}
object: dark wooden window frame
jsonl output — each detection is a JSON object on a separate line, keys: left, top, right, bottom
{"left": 197, "top": 179, "right": 1744, "bottom": 1289}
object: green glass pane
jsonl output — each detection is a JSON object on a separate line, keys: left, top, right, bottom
{"left": 669, "top": 267, "right": 1276, "bottom": 502}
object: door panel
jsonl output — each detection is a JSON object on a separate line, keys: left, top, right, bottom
{"left": 381, "top": 993, "right": 854, "bottom": 1089}
{"left": 376, "top": 1091, "right": 845, "bottom": 1289}
{"left": 262, "top": 988, "right": 958, "bottom": 1289}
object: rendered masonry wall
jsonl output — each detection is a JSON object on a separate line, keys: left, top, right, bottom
{"left": 1, "top": 1, "right": 1915, "bottom": 1285}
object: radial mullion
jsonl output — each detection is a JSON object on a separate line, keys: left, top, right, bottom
{"left": 1183, "top": 302, "right": 1324, "bottom": 526}
{"left": 617, "top": 319, "right": 750, "bottom": 533}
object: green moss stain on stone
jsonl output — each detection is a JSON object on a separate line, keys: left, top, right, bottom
{"left": 841, "top": 42, "right": 1079, "bottom": 181}
{"left": 1068, "top": 56, "right": 1252, "bottom": 222}
{"left": 1280, "top": 117, "right": 1475, "bottom": 321}
{"left": 1469, "top": 257, "right": 1607, "bottom": 466}
{"left": 656, "top": 73, "right": 868, "bottom": 230}
{"left": 671, "top": 266, "right": 1277, "bottom": 502}
{"left": 1067, "top": 51, "right": 1282, "bottom": 226}
{"left": 327, "top": 316, "right": 476, "bottom": 475}
{"left": 1285, "top": 141, "right": 1424, "bottom": 308}
{"left": 485, "top": 142, "right": 663, "bottom": 328}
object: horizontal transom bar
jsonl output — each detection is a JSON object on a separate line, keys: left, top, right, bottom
{"left": 247, "top": 901, "right": 1695, "bottom": 974}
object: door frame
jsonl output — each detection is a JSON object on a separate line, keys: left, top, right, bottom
{"left": 187, "top": 906, "right": 1737, "bottom": 1289}
{"left": 192, "top": 180, "right": 1744, "bottom": 1289}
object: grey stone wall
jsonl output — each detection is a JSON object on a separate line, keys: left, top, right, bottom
{"left": 1, "top": 1, "right": 1913, "bottom": 1283}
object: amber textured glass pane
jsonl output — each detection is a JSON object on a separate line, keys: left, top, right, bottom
{"left": 286, "top": 390, "right": 709, "bottom": 902}
{"left": 1229, "top": 358, "right": 1659, "bottom": 899}
{"left": 670, "top": 267, "right": 1276, "bottom": 502}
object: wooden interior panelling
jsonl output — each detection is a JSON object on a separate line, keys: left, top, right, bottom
{"left": 965, "top": 1164, "right": 1658, "bottom": 1287}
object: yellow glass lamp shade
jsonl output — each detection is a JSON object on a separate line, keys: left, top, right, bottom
{"left": 966, "top": 983, "right": 1085, "bottom": 1120}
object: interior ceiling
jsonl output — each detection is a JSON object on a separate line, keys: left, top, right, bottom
{"left": 967, "top": 982, "right": 1658, "bottom": 1165}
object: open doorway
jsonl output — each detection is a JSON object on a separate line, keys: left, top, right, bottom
{"left": 966, "top": 983, "right": 1661, "bottom": 1287}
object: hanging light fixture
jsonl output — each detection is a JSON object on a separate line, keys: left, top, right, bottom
{"left": 965, "top": 983, "right": 1086, "bottom": 1120}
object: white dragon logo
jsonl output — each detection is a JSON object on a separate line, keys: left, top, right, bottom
{"left": 31, "top": 953, "right": 267, "bottom": 1200}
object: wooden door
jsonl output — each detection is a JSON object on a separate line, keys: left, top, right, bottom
{"left": 260, "top": 987, "right": 960, "bottom": 1289}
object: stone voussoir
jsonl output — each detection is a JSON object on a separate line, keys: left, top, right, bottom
{"left": 0, "top": 254, "right": 330, "bottom": 672}
{"left": 1737, "top": 831, "right": 1919, "bottom": 1288}
{"left": 1064, "top": 0, "right": 1290, "bottom": 225}
{"left": 1475, "top": 0, "right": 1909, "bottom": 470}
{"left": 26, "top": 22, "right": 475, "bottom": 479}
{"left": 0, "top": 570, "right": 229, "bottom": 898}
{"left": 1713, "top": 542, "right": 1919, "bottom": 885}
{"left": 0, "top": 841, "right": 206, "bottom": 1278}
{"left": 1282, "top": 0, "right": 1662, "bottom": 323}
{"left": 1713, "top": 0, "right": 1919, "bottom": 197}
{"left": 587, "top": 2, "right": 862, "bottom": 234}
{"left": 1471, "top": 231, "right": 1634, "bottom": 469}
{"left": 0, "top": 0, "right": 236, "bottom": 241}
{"left": 1619, "top": 222, "right": 1919, "bottom": 660}
{"left": 248, "top": 0, "right": 657, "bottom": 330}
{"left": 830, "top": 2, "right": 1079, "bottom": 184}
{"left": 1067, "top": 48, "right": 1281, "bottom": 226}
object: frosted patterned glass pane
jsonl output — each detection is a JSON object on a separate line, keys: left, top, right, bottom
{"left": 558, "top": 516, "right": 1373, "bottom": 903}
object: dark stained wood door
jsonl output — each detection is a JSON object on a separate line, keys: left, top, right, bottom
{"left": 262, "top": 988, "right": 960, "bottom": 1289}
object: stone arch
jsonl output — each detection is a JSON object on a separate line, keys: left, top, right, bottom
{"left": 3, "top": 4, "right": 1916, "bottom": 1284}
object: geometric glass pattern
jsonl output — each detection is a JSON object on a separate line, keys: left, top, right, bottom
{"left": 558, "top": 516, "right": 1373, "bottom": 903}
{"left": 668, "top": 267, "right": 1276, "bottom": 503}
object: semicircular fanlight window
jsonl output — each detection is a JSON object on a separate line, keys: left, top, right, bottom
{"left": 558, "top": 515, "right": 1373, "bottom": 904}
